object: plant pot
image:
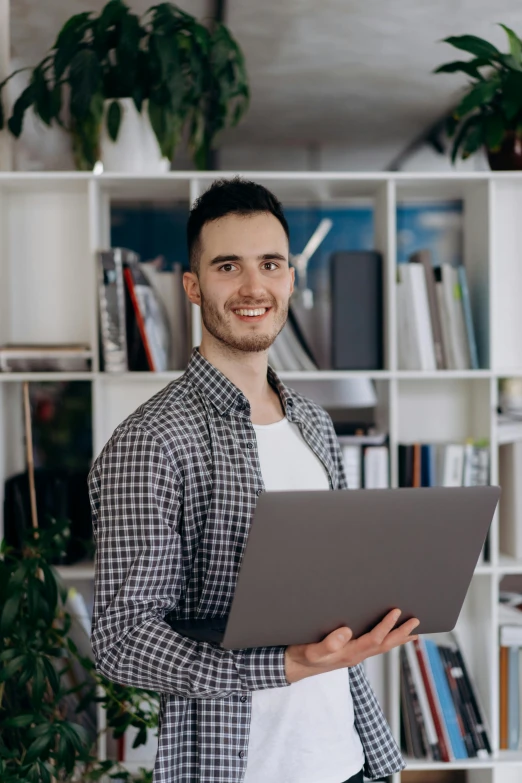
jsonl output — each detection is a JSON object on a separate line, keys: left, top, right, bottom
{"left": 99, "top": 98, "right": 170, "bottom": 173}
{"left": 487, "top": 131, "right": 522, "bottom": 170}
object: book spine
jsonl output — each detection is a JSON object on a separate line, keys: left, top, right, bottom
{"left": 405, "top": 639, "right": 441, "bottom": 759}
{"left": 438, "top": 645, "right": 476, "bottom": 757}
{"left": 410, "top": 250, "right": 446, "bottom": 369}
{"left": 401, "top": 646, "right": 429, "bottom": 757}
{"left": 450, "top": 643, "right": 492, "bottom": 755}
{"left": 124, "top": 267, "right": 156, "bottom": 371}
{"left": 500, "top": 645, "right": 509, "bottom": 749}
{"left": 457, "top": 265, "right": 479, "bottom": 370}
{"left": 508, "top": 646, "right": 520, "bottom": 750}
{"left": 424, "top": 639, "right": 468, "bottom": 759}
{"left": 413, "top": 638, "right": 453, "bottom": 761}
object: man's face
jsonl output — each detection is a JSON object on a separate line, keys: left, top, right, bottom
{"left": 187, "top": 211, "right": 294, "bottom": 354}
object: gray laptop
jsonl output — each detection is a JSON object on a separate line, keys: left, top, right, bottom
{"left": 168, "top": 485, "right": 500, "bottom": 650}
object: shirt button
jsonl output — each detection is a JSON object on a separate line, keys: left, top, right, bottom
{"left": 246, "top": 442, "right": 253, "bottom": 449}
{"left": 240, "top": 694, "right": 247, "bottom": 702}
{"left": 239, "top": 750, "right": 246, "bottom": 759}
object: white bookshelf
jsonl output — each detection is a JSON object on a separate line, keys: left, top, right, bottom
{"left": 2, "top": 170, "right": 522, "bottom": 783}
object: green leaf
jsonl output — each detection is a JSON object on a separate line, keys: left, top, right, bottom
{"left": 484, "top": 113, "right": 506, "bottom": 150}
{"left": 7, "top": 84, "right": 36, "bottom": 138}
{"left": 69, "top": 49, "right": 103, "bottom": 120}
{"left": 1, "top": 713, "right": 34, "bottom": 728}
{"left": 24, "top": 732, "right": 53, "bottom": 764}
{"left": 0, "top": 591, "right": 21, "bottom": 632}
{"left": 500, "top": 70, "right": 522, "bottom": 119}
{"left": 499, "top": 23, "right": 522, "bottom": 63}
{"left": 433, "top": 58, "right": 490, "bottom": 79}
{"left": 450, "top": 114, "right": 481, "bottom": 163}
{"left": 499, "top": 52, "right": 522, "bottom": 72}
{"left": 462, "top": 122, "right": 484, "bottom": 158}
{"left": 442, "top": 34, "right": 501, "bottom": 61}
{"left": 42, "top": 656, "right": 60, "bottom": 696}
{"left": 454, "top": 79, "right": 499, "bottom": 118}
{"left": 0, "top": 654, "right": 26, "bottom": 681}
{"left": 107, "top": 99, "right": 121, "bottom": 141}
{"left": 53, "top": 12, "right": 93, "bottom": 80}
{"left": 40, "top": 561, "right": 58, "bottom": 615}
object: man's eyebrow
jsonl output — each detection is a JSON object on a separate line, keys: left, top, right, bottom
{"left": 208, "top": 253, "right": 288, "bottom": 267}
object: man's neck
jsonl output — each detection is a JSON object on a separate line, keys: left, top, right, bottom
{"left": 198, "top": 339, "right": 284, "bottom": 423}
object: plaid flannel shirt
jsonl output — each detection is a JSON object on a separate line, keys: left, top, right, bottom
{"left": 88, "top": 346, "right": 406, "bottom": 783}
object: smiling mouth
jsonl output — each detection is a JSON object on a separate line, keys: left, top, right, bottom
{"left": 232, "top": 307, "right": 271, "bottom": 321}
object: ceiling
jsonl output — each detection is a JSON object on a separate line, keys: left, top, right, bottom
{"left": 9, "top": 0, "right": 522, "bottom": 168}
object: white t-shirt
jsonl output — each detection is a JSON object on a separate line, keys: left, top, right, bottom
{"left": 243, "top": 416, "right": 365, "bottom": 783}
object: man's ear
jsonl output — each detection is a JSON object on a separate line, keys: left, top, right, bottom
{"left": 183, "top": 271, "right": 202, "bottom": 306}
{"left": 289, "top": 265, "right": 295, "bottom": 296}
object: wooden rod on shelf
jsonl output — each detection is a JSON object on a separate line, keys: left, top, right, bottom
{"left": 22, "top": 381, "right": 39, "bottom": 531}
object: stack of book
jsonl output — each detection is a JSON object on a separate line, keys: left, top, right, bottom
{"left": 498, "top": 598, "right": 522, "bottom": 750}
{"left": 339, "top": 432, "right": 389, "bottom": 489}
{"left": 397, "top": 250, "right": 478, "bottom": 371}
{"left": 97, "top": 249, "right": 191, "bottom": 372}
{"left": 398, "top": 440, "right": 490, "bottom": 488}
{"left": 400, "top": 633, "right": 492, "bottom": 760}
{"left": 0, "top": 343, "right": 92, "bottom": 372}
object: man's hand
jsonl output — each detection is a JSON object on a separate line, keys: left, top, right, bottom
{"left": 284, "top": 609, "right": 419, "bottom": 684}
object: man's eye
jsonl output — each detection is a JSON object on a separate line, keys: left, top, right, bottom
{"left": 218, "top": 262, "right": 279, "bottom": 272}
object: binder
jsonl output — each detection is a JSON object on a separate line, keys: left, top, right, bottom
{"left": 330, "top": 251, "right": 383, "bottom": 370}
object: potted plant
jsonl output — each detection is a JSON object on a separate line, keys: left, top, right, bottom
{"left": 0, "top": 514, "right": 160, "bottom": 783}
{"left": 434, "top": 24, "right": 522, "bottom": 169}
{"left": 0, "top": 0, "right": 249, "bottom": 171}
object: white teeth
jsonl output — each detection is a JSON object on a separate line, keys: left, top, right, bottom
{"left": 234, "top": 308, "right": 267, "bottom": 316}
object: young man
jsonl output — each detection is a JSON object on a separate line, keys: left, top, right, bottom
{"left": 88, "top": 178, "right": 419, "bottom": 783}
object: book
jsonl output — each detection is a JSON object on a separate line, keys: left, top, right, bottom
{"left": 363, "top": 446, "right": 389, "bottom": 488}
{"left": 500, "top": 645, "right": 509, "bottom": 749}
{"left": 499, "top": 441, "right": 522, "bottom": 559}
{"left": 438, "top": 645, "right": 476, "bottom": 757}
{"left": 124, "top": 261, "right": 170, "bottom": 372}
{"left": 421, "top": 444, "right": 436, "bottom": 487}
{"left": 398, "top": 444, "right": 414, "bottom": 487}
{"left": 97, "top": 248, "right": 129, "bottom": 372}
{"left": 397, "top": 263, "right": 437, "bottom": 371}
{"left": 409, "top": 249, "right": 446, "bottom": 370}
{"left": 400, "top": 646, "right": 428, "bottom": 757}
{"left": 424, "top": 638, "right": 468, "bottom": 758}
{"left": 440, "top": 444, "right": 465, "bottom": 487}
{"left": 404, "top": 641, "right": 441, "bottom": 759}
{"left": 330, "top": 251, "right": 383, "bottom": 370}
{"left": 457, "top": 265, "right": 479, "bottom": 369}
{"left": 449, "top": 640, "right": 492, "bottom": 755}
{"left": 435, "top": 265, "right": 470, "bottom": 370}
{"left": 0, "top": 343, "right": 92, "bottom": 372}
{"left": 341, "top": 444, "right": 362, "bottom": 489}
{"left": 462, "top": 440, "right": 489, "bottom": 486}
{"left": 139, "top": 261, "right": 192, "bottom": 370}
{"left": 412, "top": 443, "right": 422, "bottom": 487}
{"left": 508, "top": 646, "right": 520, "bottom": 750}
{"left": 413, "top": 637, "right": 453, "bottom": 761}
{"left": 124, "top": 266, "right": 155, "bottom": 371}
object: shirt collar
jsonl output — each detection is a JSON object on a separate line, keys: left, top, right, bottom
{"left": 183, "top": 346, "right": 298, "bottom": 420}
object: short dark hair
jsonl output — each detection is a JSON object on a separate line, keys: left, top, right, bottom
{"left": 186, "top": 177, "right": 290, "bottom": 275}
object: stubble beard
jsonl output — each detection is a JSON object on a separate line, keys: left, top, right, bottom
{"left": 199, "top": 289, "right": 288, "bottom": 354}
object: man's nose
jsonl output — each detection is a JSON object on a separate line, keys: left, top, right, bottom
{"left": 237, "top": 267, "right": 267, "bottom": 297}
